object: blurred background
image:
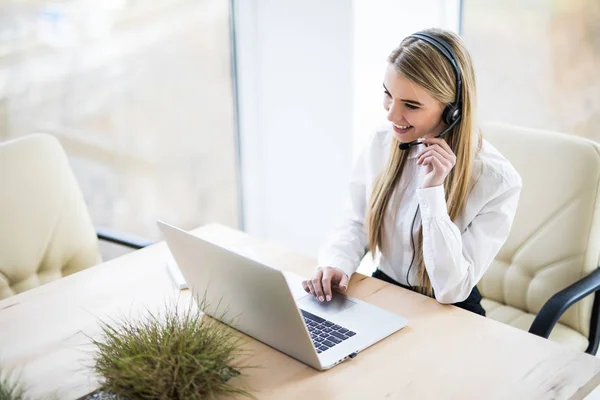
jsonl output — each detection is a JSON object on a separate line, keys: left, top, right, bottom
{"left": 1, "top": 0, "right": 598, "bottom": 263}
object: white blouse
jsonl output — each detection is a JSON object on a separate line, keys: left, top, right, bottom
{"left": 317, "top": 124, "right": 522, "bottom": 304}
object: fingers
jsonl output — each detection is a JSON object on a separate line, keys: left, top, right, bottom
{"left": 338, "top": 272, "right": 349, "bottom": 291}
{"left": 302, "top": 267, "right": 349, "bottom": 302}
{"left": 302, "top": 280, "right": 314, "bottom": 295}
{"left": 422, "top": 137, "right": 453, "bottom": 155}
{"left": 417, "top": 143, "right": 453, "bottom": 162}
{"left": 303, "top": 268, "right": 321, "bottom": 297}
{"left": 421, "top": 154, "right": 445, "bottom": 171}
{"left": 417, "top": 146, "right": 447, "bottom": 166}
{"left": 311, "top": 269, "right": 326, "bottom": 302}
{"left": 417, "top": 145, "right": 455, "bottom": 169}
{"left": 420, "top": 138, "right": 456, "bottom": 164}
{"left": 303, "top": 279, "right": 317, "bottom": 298}
{"left": 422, "top": 141, "right": 451, "bottom": 159}
{"left": 321, "top": 268, "right": 335, "bottom": 301}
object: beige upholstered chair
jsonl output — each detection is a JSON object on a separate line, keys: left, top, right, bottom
{"left": 481, "top": 122, "right": 600, "bottom": 354}
{"left": 0, "top": 133, "right": 150, "bottom": 300}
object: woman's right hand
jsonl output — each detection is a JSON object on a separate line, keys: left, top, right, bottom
{"left": 302, "top": 267, "right": 349, "bottom": 302}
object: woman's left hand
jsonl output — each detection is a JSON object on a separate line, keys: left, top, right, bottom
{"left": 417, "top": 137, "right": 456, "bottom": 189}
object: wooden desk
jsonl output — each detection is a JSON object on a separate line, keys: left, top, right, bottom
{"left": 1, "top": 224, "right": 600, "bottom": 399}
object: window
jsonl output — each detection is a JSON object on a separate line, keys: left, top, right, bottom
{"left": 0, "top": 0, "right": 240, "bottom": 244}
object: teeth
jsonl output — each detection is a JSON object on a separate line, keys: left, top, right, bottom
{"left": 395, "top": 124, "right": 411, "bottom": 129}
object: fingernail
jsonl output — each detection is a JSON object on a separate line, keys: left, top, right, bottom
{"left": 341, "top": 285, "right": 347, "bottom": 291}
{"left": 326, "top": 295, "right": 331, "bottom": 301}
{"left": 319, "top": 296, "right": 324, "bottom": 302}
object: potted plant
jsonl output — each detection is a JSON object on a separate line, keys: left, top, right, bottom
{"left": 81, "top": 298, "right": 253, "bottom": 400}
{"left": 0, "top": 369, "right": 27, "bottom": 400}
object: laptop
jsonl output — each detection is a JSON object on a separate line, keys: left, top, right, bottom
{"left": 157, "top": 221, "right": 408, "bottom": 370}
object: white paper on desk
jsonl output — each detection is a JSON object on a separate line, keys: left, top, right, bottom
{"left": 166, "top": 261, "right": 188, "bottom": 289}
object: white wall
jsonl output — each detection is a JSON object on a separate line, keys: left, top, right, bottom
{"left": 352, "top": 0, "right": 461, "bottom": 159}
{"left": 234, "top": 0, "right": 461, "bottom": 260}
{"left": 234, "top": 0, "right": 354, "bottom": 256}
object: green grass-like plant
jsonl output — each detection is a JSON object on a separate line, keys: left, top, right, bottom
{"left": 0, "top": 369, "right": 26, "bottom": 400}
{"left": 89, "top": 298, "right": 253, "bottom": 400}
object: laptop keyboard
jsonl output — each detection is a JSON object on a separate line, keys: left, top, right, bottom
{"left": 301, "top": 310, "right": 356, "bottom": 354}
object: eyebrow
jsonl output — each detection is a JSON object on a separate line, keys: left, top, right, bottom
{"left": 382, "top": 84, "right": 423, "bottom": 106}
{"left": 400, "top": 99, "right": 423, "bottom": 106}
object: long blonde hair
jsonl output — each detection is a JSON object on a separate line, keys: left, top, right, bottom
{"left": 366, "top": 28, "right": 480, "bottom": 296}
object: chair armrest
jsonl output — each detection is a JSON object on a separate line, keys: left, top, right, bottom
{"left": 529, "top": 268, "right": 600, "bottom": 354}
{"left": 96, "top": 226, "right": 153, "bottom": 249}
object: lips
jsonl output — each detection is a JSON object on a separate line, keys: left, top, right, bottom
{"left": 392, "top": 124, "right": 413, "bottom": 134}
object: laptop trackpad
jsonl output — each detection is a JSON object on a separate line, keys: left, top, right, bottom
{"left": 297, "top": 294, "right": 357, "bottom": 317}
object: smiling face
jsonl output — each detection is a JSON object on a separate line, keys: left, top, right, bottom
{"left": 382, "top": 64, "right": 447, "bottom": 143}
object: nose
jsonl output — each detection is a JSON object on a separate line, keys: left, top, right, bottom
{"left": 386, "top": 100, "right": 403, "bottom": 123}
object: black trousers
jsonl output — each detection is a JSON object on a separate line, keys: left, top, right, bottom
{"left": 372, "top": 269, "right": 486, "bottom": 317}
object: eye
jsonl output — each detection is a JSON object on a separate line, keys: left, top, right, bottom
{"left": 384, "top": 90, "right": 392, "bottom": 98}
{"left": 405, "top": 103, "right": 419, "bottom": 110}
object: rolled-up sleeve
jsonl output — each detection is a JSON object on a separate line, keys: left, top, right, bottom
{"left": 417, "top": 176, "right": 522, "bottom": 304}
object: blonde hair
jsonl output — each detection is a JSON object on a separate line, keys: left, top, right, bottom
{"left": 366, "top": 28, "right": 481, "bottom": 297}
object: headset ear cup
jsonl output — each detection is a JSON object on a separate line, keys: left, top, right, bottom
{"left": 441, "top": 105, "right": 453, "bottom": 125}
{"left": 442, "top": 104, "right": 460, "bottom": 125}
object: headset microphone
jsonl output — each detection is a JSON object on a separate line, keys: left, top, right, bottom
{"left": 398, "top": 115, "right": 461, "bottom": 150}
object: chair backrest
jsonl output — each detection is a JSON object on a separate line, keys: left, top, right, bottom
{"left": 0, "top": 134, "right": 100, "bottom": 299}
{"left": 480, "top": 122, "right": 600, "bottom": 337}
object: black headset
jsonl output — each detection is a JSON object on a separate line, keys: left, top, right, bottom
{"left": 398, "top": 32, "right": 463, "bottom": 150}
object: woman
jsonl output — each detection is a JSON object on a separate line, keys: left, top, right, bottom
{"left": 302, "top": 28, "right": 522, "bottom": 316}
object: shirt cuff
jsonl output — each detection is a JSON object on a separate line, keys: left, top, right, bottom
{"left": 417, "top": 185, "right": 448, "bottom": 219}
